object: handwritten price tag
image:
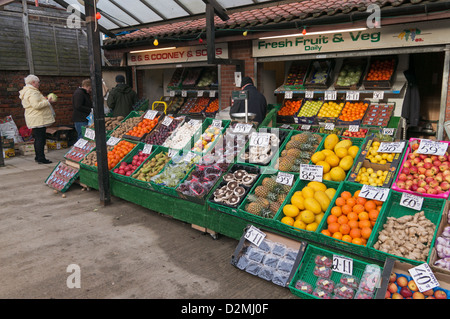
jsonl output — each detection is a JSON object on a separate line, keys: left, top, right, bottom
{"left": 276, "top": 172, "right": 294, "bottom": 187}
{"left": 284, "top": 91, "right": 293, "bottom": 99}
{"left": 324, "top": 90, "right": 337, "bottom": 100}
{"left": 377, "top": 141, "right": 405, "bottom": 154}
{"left": 373, "top": 91, "right": 384, "bottom": 100}
{"left": 244, "top": 225, "right": 266, "bottom": 247}
{"left": 169, "top": 91, "right": 175, "bottom": 97}
{"left": 142, "top": 144, "right": 153, "bottom": 155}
{"left": 408, "top": 264, "right": 439, "bottom": 292}
{"left": 74, "top": 139, "right": 88, "bottom": 148}
{"left": 211, "top": 119, "right": 222, "bottom": 128}
{"left": 382, "top": 128, "right": 395, "bottom": 136}
{"left": 349, "top": 125, "right": 359, "bottom": 132}
{"left": 305, "top": 91, "right": 314, "bottom": 99}
{"left": 300, "top": 164, "right": 323, "bottom": 182}
{"left": 360, "top": 185, "right": 390, "bottom": 202}
{"left": 233, "top": 123, "right": 253, "bottom": 134}
{"left": 181, "top": 90, "right": 187, "bottom": 97}
{"left": 84, "top": 128, "right": 95, "bottom": 140}
{"left": 417, "top": 140, "right": 448, "bottom": 156}
{"left": 197, "top": 90, "right": 204, "bottom": 97}
{"left": 106, "top": 136, "right": 121, "bottom": 146}
{"left": 346, "top": 91, "right": 360, "bottom": 101}
{"left": 400, "top": 192, "right": 423, "bottom": 211}
{"left": 144, "top": 110, "right": 158, "bottom": 120}
{"left": 332, "top": 255, "right": 353, "bottom": 275}
{"left": 300, "top": 124, "right": 311, "bottom": 131}
{"left": 249, "top": 132, "right": 271, "bottom": 147}
{"left": 162, "top": 117, "right": 174, "bottom": 127}
{"left": 324, "top": 123, "right": 335, "bottom": 130}
{"left": 209, "top": 90, "right": 216, "bottom": 98}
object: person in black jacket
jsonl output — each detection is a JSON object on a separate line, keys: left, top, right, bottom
{"left": 230, "top": 76, "right": 267, "bottom": 125}
{"left": 72, "top": 79, "right": 92, "bottom": 139}
{"left": 107, "top": 75, "right": 138, "bottom": 118}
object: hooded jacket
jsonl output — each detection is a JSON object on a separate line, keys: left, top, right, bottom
{"left": 19, "top": 85, "right": 55, "bottom": 129}
{"left": 230, "top": 84, "right": 267, "bottom": 124}
{"left": 106, "top": 83, "right": 137, "bottom": 117}
{"left": 72, "top": 87, "right": 92, "bottom": 122}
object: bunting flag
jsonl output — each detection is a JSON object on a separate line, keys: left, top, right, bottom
{"left": 35, "top": 0, "right": 38, "bottom": 6}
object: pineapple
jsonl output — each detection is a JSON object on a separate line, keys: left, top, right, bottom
{"left": 267, "top": 192, "right": 278, "bottom": 203}
{"left": 262, "top": 176, "right": 277, "bottom": 191}
{"left": 247, "top": 194, "right": 270, "bottom": 209}
{"left": 254, "top": 185, "right": 269, "bottom": 198}
{"left": 286, "top": 148, "right": 301, "bottom": 158}
{"left": 277, "top": 193, "right": 287, "bottom": 204}
{"left": 260, "top": 208, "right": 274, "bottom": 219}
{"left": 246, "top": 202, "right": 263, "bottom": 215}
{"left": 269, "top": 201, "right": 281, "bottom": 214}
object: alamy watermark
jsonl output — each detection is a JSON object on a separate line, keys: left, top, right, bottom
{"left": 66, "top": 4, "right": 82, "bottom": 29}
{"left": 366, "top": 4, "right": 381, "bottom": 29}
{"left": 66, "top": 264, "right": 81, "bottom": 288}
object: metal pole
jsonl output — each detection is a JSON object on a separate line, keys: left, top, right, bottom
{"left": 85, "top": 0, "right": 111, "bottom": 205}
{"left": 0, "top": 135, "right": 5, "bottom": 167}
{"left": 438, "top": 46, "right": 450, "bottom": 141}
{"left": 245, "top": 99, "right": 248, "bottom": 123}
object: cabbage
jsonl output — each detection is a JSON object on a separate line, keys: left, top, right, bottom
{"left": 47, "top": 93, "right": 58, "bottom": 102}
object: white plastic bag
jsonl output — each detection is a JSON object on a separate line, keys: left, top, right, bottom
{"left": 0, "top": 115, "right": 23, "bottom": 143}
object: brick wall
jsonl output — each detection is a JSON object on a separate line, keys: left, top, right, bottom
{"left": 0, "top": 71, "right": 88, "bottom": 129}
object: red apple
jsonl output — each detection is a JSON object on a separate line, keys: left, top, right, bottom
{"left": 429, "top": 180, "right": 439, "bottom": 188}
{"left": 388, "top": 282, "right": 398, "bottom": 294}
{"left": 417, "top": 187, "right": 427, "bottom": 194}
{"left": 434, "top": 290, "right": 447, "bottom": 299}
{"left": 426, "top": 296, "right": 436, "bottom": 299}
{"left": 410, "top": 166, "right": 419, "bottom": 174}
{"left": 392, "top": 292, "right": 404, "bottom": 299}
{"left": 389, "top": 273, "right": 397, "bottom": 283}
{"left": 433, "top": 160, "right": 442, "bottom": 167}
{"left": 402, "top": 167, "right": 410, "bottom": 175}
{"left": 424, "top": 162, "right": 432, "bottom": 169}
{"left": 403, "top": 161, "right": 412, "bottom": 169}
{"left": 396, "top": 181, "right": 406, "bottom": 189}
{"left": 407, "top": 280, "right": 418, "bottom": 292}
{"left": 431, "top": 155, "right": 439, "bottom": 161}
{"left": 424, "top": 158, "right": 433, "bottom": 164}
{"left": 423, "top": 289, "right": 434, "bottom": 296}
{"left": 440, "top": 181, "right": 450, "bottom": 191}
{"left": 409, "top": 153, "right": 417, "bottom": 160}
{"left": 396, "top": 276, "right": 408, "bottom": 287}
{"left": 439, "top": 155, "right": 448, "bottom": 162}
{"left": 400, "top": 287, "right": 413, "bottom": 298}
{"left": 426, "top": 177, "right": 435, "bottom": 184}
{"left": 427, "top": 188, "right": 438, "bottom": 195}
{"left": 412, "top": 143, "right": 419, "bottom": 151}
{"left": 385, "top": 290, "right": 391, "bottom": 299}
{"left": 413, "top": 292, "right": 425, "bottom": 299}
{"left": 414, "top": 157, "right": 422, "bottom": 165}
{"left": 398, "top": 173, "right": 407, "bottom": 181}
{"left": 406, "top": 180, "right": 414, "bottom": 187}
{"left": 419, "top": 154, "right": 428, "bottom": 160}
{"left": 431, "top": 166, "right": 439, "bottom": 175}
{"left": 410, "top": 184, "right": 419, "bottom": 192}
{"left": 418, "top": 167, "right": 427, "bottom": 175}
{"left": 436, "top": 173, "right": 443, "bottom": 182}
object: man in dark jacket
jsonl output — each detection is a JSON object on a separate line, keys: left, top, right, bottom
{"left": 230, "top": 76, "right": 267, "bottom": 125}
{"left": 107, "top": 75, "right": 138, "bottom": 117}
{"left": 72, "top": 79, "right": 92, "bottom": 139}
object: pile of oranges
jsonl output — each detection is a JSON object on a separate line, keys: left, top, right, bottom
{"left": 189, "top": 97, "right": 210, "bottom": 113}
{"left": 278, "top": 99, "right": 302, "bottom": 116}
{"left": 205, "top": 98, "right": 219, "bottom": 113}
{"left": 105, "top": 140, "right": 136, "bottom": 170}
{"left": 321, "top": 189, "right": 382, "bottom": 246}
{"left": 338, "top": 101, "right": 369, "bottom": 122}
{"left": 366, "top": 59, "right": 395, "bottom": 81}
{"left": 126, "top": 117, "right": 159, "bottom": 138}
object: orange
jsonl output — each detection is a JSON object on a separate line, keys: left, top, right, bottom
{"left": 321, "top": 229, "right": 331, "bottom": 237}
{"left": 330, "top": 206, "right": 342, "bottom": 217}
{"left": 337, "top": 215, "right": 349, "bottom": 225}
{"left": 361, "top": 227, "right": 372, "bottom": 239}
{"left": 371, "top": 220, "right": 376, "bottom": 227}
{"left": 342, "top": 205, "right": 352, "bottom": 215}
{"left": 373, "top": 200, "right": 383, "bottom": 206}
{"left": 359, "top": 220, "right": 372, "bottom": 229}
{"left": 353, "top": 204, "right": 365, "bottom": 214}
{"left": 359, "top": 211, "right": 369, "bottom": 221}
{"left": 339, "top": 223, "right": 351, "bottom": 235}
{"left": 377, "top": 205, "right": 382, "bottom": 212}
{"left": 335, "top": 197, "right": 346, "bottom": 207}
{"left": 342, "top": 235, "right": 352, "bottom": 243}
{"left": 332, "top": 232, "right": 343, "bottom": 240}
{"left": 346, "top": 198, "right": 356, "bottom": 207}
{"left": 341, "top": 191, "right": 352, "bottom": 200}
{"left": 364, "top": 200, "right": 376, "bottom": 212}
{"left": 327, "top": 215, "right": 338, "bottom": 224}
{"left": 352, "top": 237, "right": 364, "bottom": 245}
{"left": 348, "top": 220, "right": 359, "bottom": 229}
{"left": 347, "top": 212, "right": 358, "bottom": 221}
{"left": 360, "top": 238, "right": 367, "bottom": 245}
{"left": 368, "top": 210, "right": 379, "bottom": 222}
{"left": 328, "top": 222, "right": 340, "bottom": 234}
{"left": 349, "top": 228, "right": 361, "bottom": 239}
{"left": 356, "top": 197, "right": 367, "bottom": 206}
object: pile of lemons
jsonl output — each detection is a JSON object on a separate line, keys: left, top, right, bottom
{"left": 280, "top": 181, "right": 337, "bottom": 232}
{"left": 310, "top": 134, "right": 360, "bottom": 182}
{"left": 365, "top": 140, "right": 395, "bottom": 164}
{"left": 355, "top": 167, "right": 388, "bottom": 186}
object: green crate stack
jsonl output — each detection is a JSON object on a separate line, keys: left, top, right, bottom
{"left": 273, "top": 179, "right": 341, "bottom": 243}
{"left": 367, "top": 189, "right": 446, "bottom": 265}
{"left": 316, "top": 181, "right": 391, "bottom": 259}
{"left": 110, "top": 142, "right": 146, "bottom": 184}
{"left": 289, "top": 244, "right": 384, "bottom": 299}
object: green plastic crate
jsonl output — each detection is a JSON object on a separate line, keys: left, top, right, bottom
{"left": 316, "top": 181, "right": 391, "bottom": 259}
{"left": 110, "top": 142, "right": 148, "bottom": 184}
{"left": 289, "top": 244, "right": 384, "bottom": 299}
{"left": 45, "top": 161, "right": 79, "bottom": 193}
{"left": 190, "top": 118, "right": 231, "bottom": 156}
{"left": 367, "top": 189, "right": 446, "bottom": 265}
{"left": 107, "top": 110, "right": 145, "bottom": 139}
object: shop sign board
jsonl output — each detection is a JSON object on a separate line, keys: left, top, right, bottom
{"left": 128, "top": 43, "right": 229, "bottom": 66}
{"left": 252, "top": 20, "right": 450, "bottom": 57}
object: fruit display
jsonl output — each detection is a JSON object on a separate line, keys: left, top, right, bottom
{"left": 168, "top": 68, "right": 184, "bottom": 88}
{"left": 189, "top": 96, "right": 210, "bottom": 114}
{"left": 338, "top": 101, "right": 370, "bottom": 124}
{"left": 278, "top": 99, "right": 302, "bottom": 116}
{"left": 433, "top": 223, "right": 450, "bottom": 271}
{"left": 354, "top": 167, "right": 389, "bottom": 187}
{"left": 240, "top": 132, "right": 281, "bottom": 165}
{"left": 162, "top": 120, "right": 203, "bottom": 150}
{"left": 196, "top": 68, "right": 218, "bottom": 87}
{"left": 277, "top": 132, "right": 323, "bottom": 172}
{"left": 385, "top": 272, "right": 449, "bottom": 299}
{"left": 150, "top": 152, "right": 200, "bottom": 188}
{"left": 168, "top": 96, "right": 185, "bottom": 114}
{"left": 192, "top": 124, "right": 222, "bottom": 153}
{"left": 373, "top": 211, "right": 436, "bottom": 262}
{"left": 304, "top": 60, "right": 333, "bottom": 88}
{"left": 142, "top": 116, "right": 184, "bottom": 146}
{"left": 182, "top": 68, "right": 202, "bottom": 87}
{"left": 280, "top": 181, "right": 337, "bottom": 232}
{"left": 321, "top": 188, "right": 383, "bottom": 246}
{"left": 243, "top": 175, "right": 294, "bottom": 219}
{"left": 80, "top": 146, "right": 113, "bottom": 167}
{"left": 341, "top": 127, "right": 368, "bottom": 138}
{"left": 297, "top": 100, "right": 323, "bottom": 118}
{"left": 210, "top": 127, "right": 249, "bottom": 164}
{"left": 45, "top": 161, "right": 79, "bottom": 192}
{"left": 113, "top": 149, "right": 150, "bottom": 177}
{"left": 64, "top": 139, "right": 95, "bottom": 163}
{"left": 204, "top": 98, "right": 219, "bottom": 114}
{"left": 109, "top": 115, "right": 143, "bottom": 139}
{"left": 178, "top": 97, "right": 197, "bottom": 114}
{"left": 362, "top": 103, "right": 394, "bottom": 127}
{"left": 177, "top": 163, "right": 226, "bottom": 199}
{"left": 316, "top": 101, "right": 344, "bottom": 120}
{"left": 105, "top": 140, "right": 137, "bottom": 170}
{"left": 318, "top": 125, "right": 342, "bottom": 135}
{"left": 365, "top": 57, "right": 396, "bottom": 82}
{"left": 365, "top": 140, "right": 396, "bottom": 164}
{"left": 132, "top": 151, "right": 171, "bottom": 182}
{"left": 392, "top": 138, "right": 450, "bottom": 197}
{"left": 85, "top": 116, "right": 124, "bottom": 132}
{"left": 311, "top": 134, "right": 360, "bottom": 182}
{"left": 335, "top": 60, "right": 365, "bottom": 88}
{"left": 125, "top": 116, "right": 160, "bottom": 138}
{"left": 284, "top": 61, "right": 309, "bottom": 87}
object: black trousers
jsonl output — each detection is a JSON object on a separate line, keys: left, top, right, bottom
{"left": 32, "top": 127, "right": 47, "bottom": 162}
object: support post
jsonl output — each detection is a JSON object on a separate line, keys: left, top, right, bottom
{"left": 22, "top": 0, "right": 34, "bottom": 74}
{"left": 85, "top": 0, "right": 110, "bottom": 206}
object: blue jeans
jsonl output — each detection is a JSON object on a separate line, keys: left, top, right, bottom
{"left": 75, "top": 122, "right": 88, "bottom": 139}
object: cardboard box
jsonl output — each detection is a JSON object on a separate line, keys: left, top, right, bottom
{"left": 17, "top": 141, "right": 48, "bottom": 156}
{"left": 46, "top": 139, "right": 68, "bottom": 150}
{"left": 46, "top": 126, "right": 74, "bottom": 141}
{"left": 1, "top": 137, "right": 14, "bottom": 150}
{"left": 430, "top": 201, "right": 450, "bottom": 276}
{"left": 3, "top": 148, "right": 15, "bottom": 158}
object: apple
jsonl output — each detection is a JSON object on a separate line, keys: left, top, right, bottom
{"left": 388, "top": 282, "right": 398, "bottom": 294}
{"left": 445, "top": 175, "right": 450, "bottom": 183}
{"left": 402, "top": 167, "right": 410, "bottom": 175}
{"left": 426, "top": 296, "right": 436, "bottom": 299}
{"left": 440, "top": 155, "right": 448, "bottom": 161}
{"left": 408, "top": 153, "right": 417, "bottom": 160}
{"left": 403, "top": 161, "right": 412, "bottom": 169}
{"left": 419, "top": 154, "right": 427, "bottom": 160}
{"left": 418, "top": 174, "right": 426, "bottom": 180}
{"left": 417, "top": 162, "right": 425, "bottom": 168}
{"left": 426, "top": 177, "right": 435, "bottom": 184}
{"left": 396, "top": 181, "right": 406, "bottom": 189}
{"left": 424, "top": 162, "right": 432, "bottom": 169}
{"left": 392, "top": 292, "right": 403, "bottom": 299}
{"left": 423, "top": 289, "right": 434, "bottom": 296}
{"left": 440, "top": 181, "right": 450, "bottom": 191}
{"left": 431, "top": 166, "right": 440, "bottom": 175}
{"left": 412, "top": 143, "right": 419, "bottom": 151}
{"left": 417, "top": 167, "right": 426, "bottom": 175}
{"left": 413, "top": 292, "right": 425, "bottom": 299}
{"left": 400, "top": 287, "right": 413, "bottom": 298}
{"left": 429, "top": 180, "right": 439, "bottom": 188}
{"left": 385, "top": 290, "right": 391, "bottom": 299}
{"left": 427, "top": 188, "right": 438, "bottom": 195}
{"left": 406, "top": 180, "right": 414, "bottom": 187}
{"left": 433, "top": 160, "right": 442, "bottom": 167}
{"left": 424, "top": 157, "right": 433, "bottom": 164}
{"left": 414, "top": 157, "right": 422, "bottom": 165}
{"left": 407, "top": 280, "right": 418, "bottom": 292}
{"left": 418, "top": 180, "right": 427, "bottom": 188}
{"left": 417, "top": 187, "right": 426, "bottom": 193}
{"left": 434, "top": 290, "right": 448, "bottom": 299}
{"left": 431, "top": 155, "right": 439, "bottom": 161}
{"left": 410, "top": 166, "right": 419, "bottom": 174}
{"left": 436, "top": 173, "right": 443, "bottom": 182}
{"left": 396, "top": 276, "right": 408, "bottom": 287}
{"left": 434, "top": 186, "right": 443, "bottom": 193}
{"left": 389, "top": 273, "right": 397, "bottom": 283}
{"left": 398, "top": 173, "right": 407, "bottom": 181}
{"left": 443, "top": 170, "right": 450, "bottom": 177}
{"left": 410, "top": 184, "right": 419, "bottom": 192}
{"left": 424, "top": 185, "right": 431, "bottom": 191}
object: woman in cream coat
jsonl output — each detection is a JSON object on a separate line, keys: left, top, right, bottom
{"left": 19, "top": 74, "right": 56, "bottom": 164}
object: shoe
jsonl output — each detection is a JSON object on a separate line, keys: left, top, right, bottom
{"left": 37, "top": 159, "right": 53, "bottom": 164}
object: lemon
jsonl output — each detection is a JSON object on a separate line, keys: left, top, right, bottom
{"left": 348, "top": 145, "right": 360, "bottom": 158}
{"left": 324, "top": 134, "right": 339, "bottom": 150}
{"left": 290, "top": 195, "right": 305, "bottom": 210}
{"left": 283, "top": 204, "right": 300, "bottom": 218}
{"left": 281, "top": 216, "right": 295, "bottom": 226}
{"left": 315, "top": 212, "right": 325, "bottom": 224}
{"left": 321, "top": 149, "right": 335, "bottom": 157}
{"left": 300, "top": 210, "right": 316, "bottom": 224}
{"left": 293, "top": 219, "right": 306, "bottom": 230}
{"left": 306, "top": 222, "right": 319, "bottom": 232}
{"left": 316, "top": 160, "right": 331, "bottom": 174}
{"left": 330, "top": 166, "right": 346, "bottom": 181}
{"left": 308, "top": 181, "right": 327, "bottom": 192}
{"left": 335, "top": 147, "right": 348, "bottom": 159}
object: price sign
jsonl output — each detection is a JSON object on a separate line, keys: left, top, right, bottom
{"left": 378, "top": 141, "right": 405, "bottom": 154}
{"left": 188, "top": 119, "right": 201, "bottom": 126}
{"left": 276, "top": 172, "right": 294, "bottom": 187}
{"left": 209, "top": 90, "right": 216, "bottom": 98}
{"left": 244, "top": 225, "right": 266, "bottom": 247}
{"left": 346, "top": 91, "right": 360, "bottom": 101}
{"left": 106, "top": 136, "right": 121, "bottom": 146}
{"left": 305, "top": 90, "right": 314, "bottom": 99}
{"left": 417, "top": 140, "right": 448, "bottom": 156}
{"left": 84, "top": 128, "right": 95, "bottom": 140}
{"left": 144, "top": 110, "right": 158, "bottom": 120}
{"left": 142, "top": 144, "right": 153, "bottom": 155}
{"left": 74, "top": 138, "right": 88, "bottom": 148}
{"left": 349, "top": 125, "right": 359, "bottom": 132}
{"left": 233, "top": 123, "right": 253, "bottom": 134}
{"left": 181, "top": 90, "right": 187, "bottom": 97}
{"left": 169, "top": 91, "right": 175, "bottom": 97}
{"left": 249, "top": 132, "right": 271, "bottom": 147}
{"left": 168, "top": 148, "right": 178, "bottom": 157}
{"left": 300, "top": 164, "right": 323, "bottom": 182}
{"left": 211, "top": 119, "right": 222, "bottom": 128}
{"left": 324, "top": 123, "right": 335, "bottom": 131}
{"left": 382, "top": 128, "right": 395, "bottom": 136}
{"left": 373, "top": 91, "right": 384, "bottom": 100}
{"left": 161, "top": 116, "right": 173, "bottom": 127}
{"left": 324, "top": 90, "right": 337, "bottom": 100}
{"left": 408, "top": 263, "right": 439, "bottom": 292}
{"left": 280, "top": 124, "right": 293, "bottom": 129}
{"left": 332, "top": 255, "right": 353, "bottom": 275}
{"left": 197, "top": 90, "right": 204, "bottom": 97}
{"left": 360, "top": 185, "right": 390, "bottom": 202}
{"left": 400, "top": 192, "right": 424, "bottom": 211}
{"left": 284, "top": 91, "right": 293, "bottom": 99}
{"left": 301, "top": 124, "right": 311, "bottom": 131}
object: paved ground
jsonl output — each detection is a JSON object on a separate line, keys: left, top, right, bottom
{"left": 0, "top": 148, "right": 297, "bottom": 300}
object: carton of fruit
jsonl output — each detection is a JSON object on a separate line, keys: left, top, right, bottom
{"left": 316, "top": 100, "right": 345, "bottom": 124}
{"left": 336, "top": 100, "right": 371, "bottom": 126}
{"left": 362, "top": 103, "right": 395, "bottom": 127}
{"left": 362, "top": 55, "right": 398, "bottom": 90}
{"left": 391, "top": 138, "right": 450, "bottom": 199}
{"left": 294, "top": 99, "right": 323, "bottom": 124}
{"left": 304, "top": 59, "right": 335, "bottom": 89}
{"left": 282, "top": 60, "right": 310, "bottom": 90}
{"left": 334, "top": 57, "right": 368, "bottom": 90}
{"left": 277, "top": 98, "right": 303, "bottom": 124}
